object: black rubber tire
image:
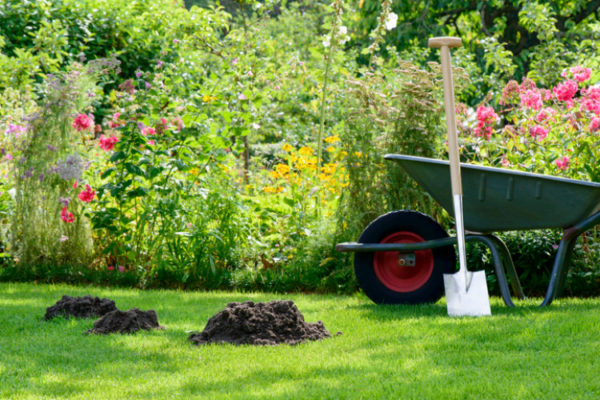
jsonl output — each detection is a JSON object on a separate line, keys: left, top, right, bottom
{"left": 354, "top": 210, "right": 456, "bottom": 305}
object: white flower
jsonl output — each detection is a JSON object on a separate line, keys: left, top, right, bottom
{"left": 385, "top": 12, "right": 398, "bottom": 30}
{"left": 339, "top": 25, "right": 347, "bottom": 35}
{"left": 323, "top": 36, "right": 330, "bottom": 48}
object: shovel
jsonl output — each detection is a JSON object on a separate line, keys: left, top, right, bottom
{"left": 428, "top": 37, "right": 491, "bottom": 317}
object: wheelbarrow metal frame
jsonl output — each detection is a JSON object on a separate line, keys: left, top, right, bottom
{"left": 339, "top": 209, "right": 600, "bottom": 307}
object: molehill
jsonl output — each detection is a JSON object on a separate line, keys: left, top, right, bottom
{"left": 188, "top": 300, "right": 334, "bottom": 346}
{"left": 44, "top": 295, "right": 117, "bottom": 320}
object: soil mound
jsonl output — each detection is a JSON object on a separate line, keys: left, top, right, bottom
{"left": 188, "top": 300, "right": 332, "bottom": 346}
{"left": 87, "top": 308, "right": 164, "bottom": 334}
{"left": 44, "top": 295, "right": 117, "bottom": 320}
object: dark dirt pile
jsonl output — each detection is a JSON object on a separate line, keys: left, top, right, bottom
{"left": 188, "top": 300, "right": 333, "bottom": 346}
{"left": 87, "top": 308, "right": 164, "bottom": 334}
{"left": 44, "top": 295, "right": 117, "bottom": 320}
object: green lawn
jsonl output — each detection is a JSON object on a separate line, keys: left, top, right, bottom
{"left": 1, "top": 282, "right": 599, "bottom": 399}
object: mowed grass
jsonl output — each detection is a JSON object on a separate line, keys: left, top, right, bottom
{"left": 1, "top": 283, "right": 599, "bottom": 399}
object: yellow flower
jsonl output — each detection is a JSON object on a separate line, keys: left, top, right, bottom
{"left": 324, "top": 135, "right": 341, "bottom": 144}
{"left": 326, "top": 146, "right": 336, "bottom": 153}
{"left": 202, "top": 94, "right": 217, "bottom": 103}
{"left": 264, "top": 186, "right": 283, "bottom": 194}
{"left": 189, "top": 168, "right": 200, "bottom": 176}
{"left": 354, "top": 151, "right": 363, "bottom": 158}
{"left": 298, "top": 146, "right": 314, "bottom": 156}
{"left": 275, "top": 163, "right": 290, "bottom": 176}
{"left": 282, "top": 143, "right": 293, "bottom": 152}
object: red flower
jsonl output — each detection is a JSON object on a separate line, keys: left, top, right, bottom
{"left": 78, "top": 184, "right": 95, "bottom": 203}
{"left": 73, "top": 180, "right": 78, "bottom": 189}
{"left": 99, "top": 134, "right": 119, "bottom": 151}
{"left": 60, "top": 206, "right": 75, "bottom": 223}
{"left": 72, "top": 114, "right": 94, "bottom": 131}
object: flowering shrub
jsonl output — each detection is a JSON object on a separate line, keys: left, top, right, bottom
{"left": 460, "top": 66, "right": 600, "bottom": 183}
{"left": 1, "top": 64, "right": 100, "bottom": 266}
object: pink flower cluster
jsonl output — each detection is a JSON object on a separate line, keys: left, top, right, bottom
{"left": 520, "top": 89, "right": 542, "bottom": 110}
{"left": 536, "top": 107, "right": 555, "bottom": 123}
{"left": 78, "top": 184, "right": 95, "bottom": 203}
{"left": 530, "top": 125, "right": 548, "bottom": 140}
{"left": 590, "top": 117, "right": 600, "bottom": 132}
{"left": 108, "top": 112, "right": 124, "bottom": 128}
{"left": 99, "top": 134, "right": 119, "bottom": 151}
{"left": 60, "top": 206, "right": 75, "bottom": 223}
{"left": 141, "top": 126, "right": 156, "bottom": 136}
{"left": 555, "top": 156, "right": 569, "bottom": 171}
{"left": 567, "top": 66, "right": 592, "bottom": 83}
{"left": 72, "top": 114, "right": 94, "bottom": 131}
{"left": 553, "top": 80, "right": 578, "bottom": 102}
{"left": 474, "top": 105, "right": 498, "bottom": 138}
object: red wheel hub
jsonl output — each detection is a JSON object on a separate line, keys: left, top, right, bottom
{"left": 373, "top": 231, "right": 434, "bottom": 292}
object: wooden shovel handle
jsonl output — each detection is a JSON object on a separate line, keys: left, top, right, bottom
{"left": 429, "top": 36, "right": 463, "bottom": 195}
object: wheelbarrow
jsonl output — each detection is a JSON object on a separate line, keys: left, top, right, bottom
{"left": 336, "top": 154, "right": 600, "bottom": 307}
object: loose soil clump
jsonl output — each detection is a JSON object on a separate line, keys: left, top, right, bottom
{"left": 188, "top": 300, "right": 332, "bottom": 346}
{"left": 44, "top": 295, "right": 117, "bottom": 320}
{"left": 87, "top": 308, "right": 164, "bottom": 334}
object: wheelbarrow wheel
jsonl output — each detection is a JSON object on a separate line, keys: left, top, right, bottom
{"left": 355, "top": 210, "right": 456, "bottom": 304}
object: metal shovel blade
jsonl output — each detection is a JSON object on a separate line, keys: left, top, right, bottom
{"left": 444, "top": 270, "right": 491, "bottom": 317}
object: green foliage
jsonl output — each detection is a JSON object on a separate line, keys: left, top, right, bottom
{"left": 354, "top": 0, "right": 600, "bottom": 104}
{"left": 336, "top": 60, "right": 452, "bottom": 239}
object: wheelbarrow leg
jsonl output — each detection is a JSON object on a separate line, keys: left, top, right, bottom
{"left": 541, "top": 211, "right": 600, "bottom": 307}
{"left": 467, "top": 235, "right": 516, "bottom": 307}
{"left": 486, "top": 235, "right": 525, "bottom": 300}
{"left": 541, "top": 232, "right": 577, "bottom": 306}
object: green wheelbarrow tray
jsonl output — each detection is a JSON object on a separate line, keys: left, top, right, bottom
{"left": 337, "top": 154, "right": 600, "bottom": 307}
{"left": 385, "top": 154, "right": 600, "bottom": 232}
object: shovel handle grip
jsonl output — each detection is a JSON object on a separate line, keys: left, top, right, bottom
{"left": 429, "top": 37, "right": 462, "bottom": 195}
{"left": 428, "top": 37, "right": 462, "bottom": 49}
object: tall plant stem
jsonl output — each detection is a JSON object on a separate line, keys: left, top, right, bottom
{"left": 315, "top": 30, "right": 336, "bottom": 217}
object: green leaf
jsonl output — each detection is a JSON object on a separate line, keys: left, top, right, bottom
{"left": 101, "top": 167, "right": 116, "bottom": 179}
{"left": 124, "top": 162, "right": 144, "bottom": 176}
{"left": 146, "top": 166, "right": 163, "bottom": 179}
{"left": 109, "top": 151, "right": 126, "bottom": 162}
{"left": 127, "top": 187, "right": 148, "bottom": 198}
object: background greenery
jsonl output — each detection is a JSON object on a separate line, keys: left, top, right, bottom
{"left": 0, "top": 0, "right": 599, "bottom": 297}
